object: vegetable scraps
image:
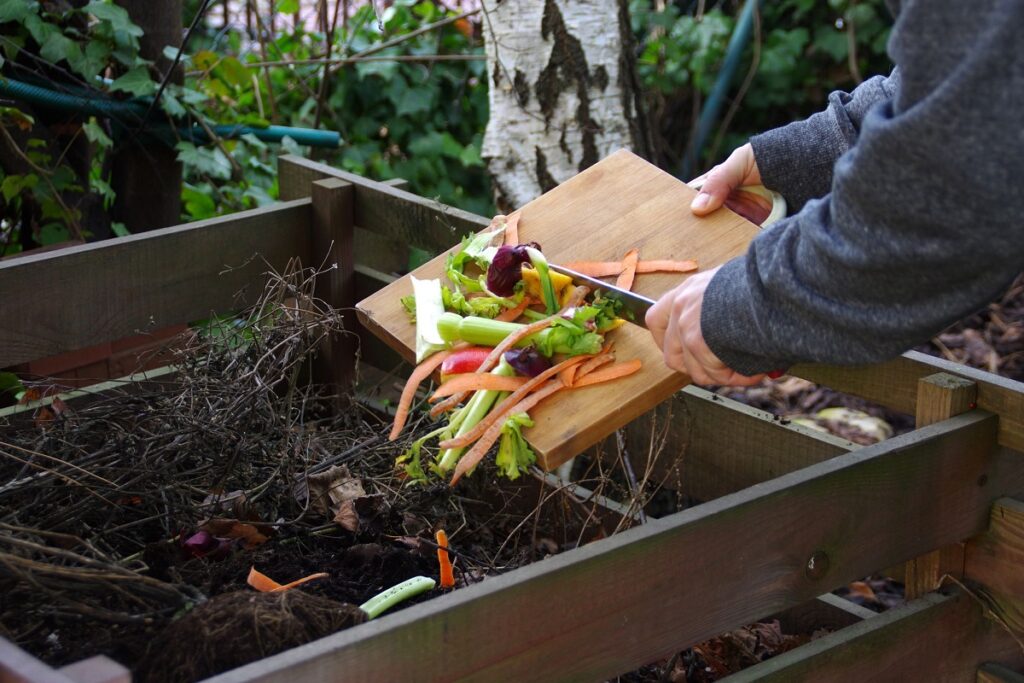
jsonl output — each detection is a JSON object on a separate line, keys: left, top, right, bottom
{"left": 392, "top": 216, "right": 691, "bottom": 486}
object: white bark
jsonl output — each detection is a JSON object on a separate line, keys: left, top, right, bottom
{"left": 481, "top": 0, "right": 648, "bottom": 210}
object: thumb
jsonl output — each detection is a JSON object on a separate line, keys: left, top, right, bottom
{"left": 690, "top": 166, "right": 738, "bottom": 216}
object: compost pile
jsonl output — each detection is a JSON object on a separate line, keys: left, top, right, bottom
{"left": 0, "top": 263, "right": 622, "bottom": 681}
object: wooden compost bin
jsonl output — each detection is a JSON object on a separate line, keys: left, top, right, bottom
{"left": 1, "top": 154, "right": 1023, "bottom": 683}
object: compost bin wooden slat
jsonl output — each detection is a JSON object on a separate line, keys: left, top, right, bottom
{"left": 0, "top": 637, "right": 77, "bottom": 683}
{"left": 617, "top": 386, "right": 857, "bottom": 502}
{"left": 277, "top": 154, "right": 488, "bottom": 252}
{"left": 310, "top": 178, "right": 356, "bottom": 394}
{"left": 0, "top": 200, "right": 312, "bottom": 368}
{"left": 204, "top": 410, "right": 1024, "bottom": 683}
{"left": 721, "top": 591, "right": 1024, "bottom": 682}
{"left": 792, "top": 350, "right": 1024, "bottom": 453}
{"left": 966, "top": 498, "right": 1024, "bottom": 605}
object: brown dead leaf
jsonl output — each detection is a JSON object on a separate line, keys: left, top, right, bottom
{"left": 301, "top": 465, "right": 366, "bottom": 524}
{"left": 333, "top": 500, "right": 359, "bottom": 532}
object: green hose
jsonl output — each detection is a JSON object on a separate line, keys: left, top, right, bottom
{"left": 0, "top": 76, "right": 341, "bottom": 148}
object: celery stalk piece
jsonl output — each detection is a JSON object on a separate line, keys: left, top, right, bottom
{"left": 435, "top": 312, "right": 603, "bottom": 356}
{"left": 359, "top": 576, "right": 436, "bottom": 619}
{"left": 411, "top": 276, "right": 448, "bottom": 363}
{"left": 524, "top": 246, "right": 557, "bottom": 314}
{"left": 436, "top": 359, "right": 516, "bottom": 472}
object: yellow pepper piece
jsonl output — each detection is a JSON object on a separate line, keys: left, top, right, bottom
{"left": 521, "top": 264, "right": 572, "bottom": 302}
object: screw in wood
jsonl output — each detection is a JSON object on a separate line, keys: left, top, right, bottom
{"left": 805, "top": 550, "right": 830, "bottom": 580}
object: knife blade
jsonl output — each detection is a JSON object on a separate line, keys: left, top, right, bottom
{"left": 548, "top": 264, "right": 657, "bottom": 328}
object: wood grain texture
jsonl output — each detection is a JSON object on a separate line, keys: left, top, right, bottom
{"left": 278, "top": 154, "right": 489, "bottom": 250}
{"left": 356, "top": 149, "right": 762, "bottom": 469}
{"left": 310, "top": 179, "right": 356, "bottom": 394}
{"left": 0, "top": 201, "right": 311, "bottom": 367}
{"left": 207, "top": 411, "right": 1024, "bottom": 683}
{"left": 723, "top": 591, "right": 1024, "bottom": 683}
{"left": 904, "top": 373, "right": 978, "bottom": 599}
{"left": 966, "top": 498, "right": 1024, "bottom": 601}
{"left": 617, "top": 386, "right": 857, "bottom": 502}
{"left": 792, "top": 351, "right": 1024, "bottom": 453}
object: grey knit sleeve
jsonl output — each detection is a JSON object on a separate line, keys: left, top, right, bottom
{"left": 700, "top": 0, "right": 1024, "bottom": 376}
{"left": 749, "top": 71, "right": 899, "bottom": 212}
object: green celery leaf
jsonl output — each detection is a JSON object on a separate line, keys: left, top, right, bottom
{"left": 495, "top": 412, "right": 536, "bottom": 480}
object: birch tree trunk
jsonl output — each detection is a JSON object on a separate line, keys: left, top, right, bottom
{"left": 481, "top": 0, "right": 651, "bottom": 211}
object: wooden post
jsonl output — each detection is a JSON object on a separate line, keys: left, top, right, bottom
{"left": 111, "top": 0, "right": 183, "bottom": 232}
{"left": 903, "top": 372, "right": 978, "bottom": 599}
{"left": 311, "top": 178, "right": 356, "bottom": 396}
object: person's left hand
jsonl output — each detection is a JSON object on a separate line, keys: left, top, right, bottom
{"left": 645, "top": 266, "right": 766, "bottom": 386}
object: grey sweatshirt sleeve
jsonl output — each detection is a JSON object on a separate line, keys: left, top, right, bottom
{"left": 701, "top": 0, "right": 1024, "bottom": 376}
{"left": 750, "top": 72, "right": 899, "bottom": 212}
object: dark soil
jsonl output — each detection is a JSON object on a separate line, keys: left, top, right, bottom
{"left": 137, "top": 591, "right": 366, "bottom": 683}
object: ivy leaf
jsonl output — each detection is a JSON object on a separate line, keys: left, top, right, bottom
{"left": 277, "top": 0, "right": 300, "bottom": 14}
{"left": 92, "top": 176, "right": 116, "bottom": 209}
{"left": 175, "top": 141, "right": 232, "bottom": 180}
{"left": 217, "top": 56, "right": 250, "bottom": 88}
{"left": 0, "top": 0, "right": 36, "bottom": 23}
{"left": 161, "top": 90, "right": 186, "bottom": 118}
{"left": 110, "top": 221, "right": 130, "bottom": 237}
{"left": 39, "top": 29, "right": 79, "bottom": 68}
{"left": 83, "top": 1, "right": 143, "bottom": 37}
{"left": 110, "top": 66, "right": 156, "bottom": 96}
{"left": 1, "top": 174, "right": 38, "bottom": 202}
{"left": 182, "top": 184, "right": 216, "bottom": 219}
{"left": 23, "top": 13, "right": 56, "bottom": 45}
{"left": 395, "top": 86, "right": 434, "bottom": 116}
{"left": 70, "top": 39, "right": 112, "bottom": 81}
{"left": 83, "top": 119, "right": 113, "bottom": 148}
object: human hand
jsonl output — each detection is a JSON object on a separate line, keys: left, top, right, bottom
{"left": 645, "top": 266, "right": 766, "bottom": 387}
{"left": 689, "top": 143, "right": 771, "bottom": 225}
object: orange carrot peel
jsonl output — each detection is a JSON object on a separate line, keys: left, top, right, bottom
{"left": 435, "top": 529, "right": 455, "bottom": 588}
{"left": 560, "top": 259, "right": 699, "bottom": 278}
{"left": 430, "top": 374, "right": 529, "bottom": 401}
{"left": 438, "top": 355, "right": 590, "bottom": 450}
{"left": 390, "top": 349, "right": 453, "bottom": 441}
{"left": 616, "top": 248, "right": 640, "bottom": 291}
{"left": 247, "top": 566, "right": 329, "bottom": 593}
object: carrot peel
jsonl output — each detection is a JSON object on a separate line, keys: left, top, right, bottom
{"left": 435, "top": 529, "right": 455, "bottom": 588}
{"left": 616, "top": 248, "right": 640, "bottom": 291}
{"left": 247, "top": 566, "right": 329, "bottom": 593}
{"left": 390, "top": 349, "right": 452, "bottom": 440}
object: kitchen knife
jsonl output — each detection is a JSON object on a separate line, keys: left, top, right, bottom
{"left": 548, "top": 264, "right": 657, "bottom": 328}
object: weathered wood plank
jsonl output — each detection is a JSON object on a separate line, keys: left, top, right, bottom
{"left": 310, "top": 179, "right": 356, "bottom": 394}
{"left": 207, "top": 411, "right": 1024, "bottom": 683}
{"left": 618, "top": 386, "right": 857, "bottom": 502}
{"left": 966, "top": 498, "right": 1024, "bottom": 602}
{"left": 723, "top": 591, "right": 1024, "bottom": 682}
{"left": 0, "top": 637, "right": 77, "bottom": 683}
{"left": 792, "top": 351, "right": 1024, "bottom": 453}
{"left": 58, "top": 655, "right": 131, "bottom": 683}
{"left": 278, "top": 154, "right": 488, "bottom": 252}
{"left": 770, "top": 593, "right": 876, "bottom": 635}
{"left": 0, "top": 201, "right": 312, "bottom": 368}
{"left": 905, "top": 373, "right": 978, "bottom": 599}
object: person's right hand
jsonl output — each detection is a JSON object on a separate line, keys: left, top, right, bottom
{"left": 689, "top": 144, "right": 767, "bottom": 223}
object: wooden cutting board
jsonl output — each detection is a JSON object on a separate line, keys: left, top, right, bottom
{"left": 356, "top": 149, "right": 761, "bottom": 470}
